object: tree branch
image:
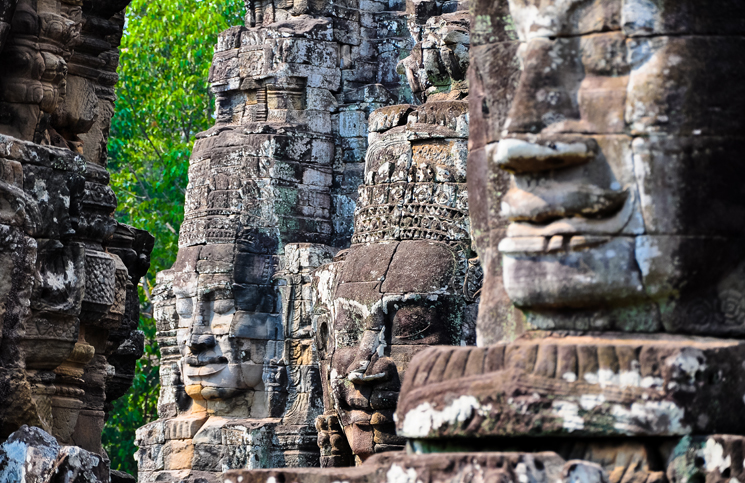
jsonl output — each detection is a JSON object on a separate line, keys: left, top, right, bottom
{"left": 120, "top": 90, "right": 168, "bottom": 167}
{"left": 127, "top": 165, "right": 152, "bottom": 201}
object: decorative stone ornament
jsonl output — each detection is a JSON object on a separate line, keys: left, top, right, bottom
{"left": 0, "top": 1, "right": 153, "bottom": 481}
{"left": 221, "top": 1, "right": 745, "bottom": 483}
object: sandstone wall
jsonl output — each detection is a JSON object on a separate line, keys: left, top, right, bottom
{"left": 0, "top": 0, "right": 154, "bottom": 482}
{"left": 138, "top": 0, "right": 485, "bottom": 480}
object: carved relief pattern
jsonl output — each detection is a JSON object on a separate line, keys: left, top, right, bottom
{"left": 0, "top": 0, "right": 154, "bottom": 479}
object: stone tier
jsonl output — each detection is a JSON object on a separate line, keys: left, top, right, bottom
{"left": 395, "top": 334, "right": 745, "bottom": 440}
{"left": 224, "top": 436, "right": 745, "bottom": 483}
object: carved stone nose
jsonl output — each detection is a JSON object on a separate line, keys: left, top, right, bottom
{"left": 188, "top": 334, "right": 216, "bottom": 351}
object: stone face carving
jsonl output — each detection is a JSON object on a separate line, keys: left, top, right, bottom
{"left": 494, "top": 1, "right": 745, "bottom": 334}
{"left": 140, "top": 0, "right": 481, "bottom": 476}
{"left": 390, "top": 0, "right": 745, "bottom": 411}
{"left": 311, "top": 0, "right": 478, "bottom": 466}
{"left": 387, "top": 0, "right": 745, "bottom": 481}
{"left": 222, "top": 1, "right": 745, "bottom": 483}
{"left": 138, "top": 0, "right": 428, "bottom": 479}
{"left": 0, "top": 0, "right": 153, "bottom": 481}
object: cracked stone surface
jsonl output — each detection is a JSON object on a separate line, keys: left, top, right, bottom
{"left": 0, "top": 1, "right": 153, "bottom": 481}
{"left": 223, "top": 0, "right": 745, "bottom": 483}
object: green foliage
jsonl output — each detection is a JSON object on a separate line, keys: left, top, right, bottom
{"left": 103, "top": 0, "right": 245, "bottom": 475}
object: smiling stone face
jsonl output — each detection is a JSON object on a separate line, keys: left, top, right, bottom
{"left": 170, "top": 239, "right": 281, "bottom": 407}
{"left": 176, "top": 283, "right": 255, "bottom": 402}
{"left": 322, "top": 240, "right": 473, "bottom": 461}
{"left": 316, "top": 75, "right": 480, "bottom": 463}
{"left": 497, "top": 0, "right": 745, "bottom": 335}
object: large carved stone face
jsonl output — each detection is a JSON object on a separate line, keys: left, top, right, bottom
{"left": 323, "top": 240, "right": 470, "bottom": 460}
{"left": 319, "top": 97, "right": 478, "bottom": 460}
{"left": 172, "top": 242, "right": 279, "bottom": 405}
{"left": 498, "top": 0, "right": 745, "bottom": 334}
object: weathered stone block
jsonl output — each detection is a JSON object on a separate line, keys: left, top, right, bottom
{"left": 0, "top": 426, "right": 60, "bottom": 482}
{"left": 164, "top": 415, "right": 209, "bottom": 441}
{"left": 397, "top": 335, "right": 745, "bottom": 439}
{"left": 163, "top": 439, "right": 196, "bottom": 471}
{"left": 136, "top": 420, "right": 166, "bottom": 446}
{"left": 340, "top": 111, "right": 369, "bottom": 138}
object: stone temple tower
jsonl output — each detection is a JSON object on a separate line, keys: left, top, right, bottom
{"left": 0, "top": 0, "right": 154, "bottom": 481}
{"left": 135, "top": 0, "right": 481, "bottom": 480}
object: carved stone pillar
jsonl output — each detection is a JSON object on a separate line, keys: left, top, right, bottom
{"left": 0, "top": 0, "right": 81, "bottom": 142}
{"left": 0, "top": 0, "right": 151, "bottom": 480}
{"left": 309, "top": 1, "right": 477, "bottom": 466}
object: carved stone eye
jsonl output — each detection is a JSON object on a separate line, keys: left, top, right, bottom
{"left": 176, "top": 298, "right": 193, "bottom": 318}
{"left": 213, "top": 299, "right": 235, "bottom": 315}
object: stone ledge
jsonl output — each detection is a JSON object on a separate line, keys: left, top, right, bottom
{"left": 224, "top": 436, "right": 745, "bottom": 483}
{"left": 396, "top": 334, "right": 745, "bottom": 438}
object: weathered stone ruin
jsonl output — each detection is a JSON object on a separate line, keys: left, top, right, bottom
{"left": 393, "top": 0, "right": 745, "bottom": 443}
{"left": 221, "top": 0, "right": 745, "bottom": 482}
{"left": 312, "top": 3, "right": 476, "bottom": 467}
{"left": 2, "top": 0, "right": 744, "bottom": 482}
{"left": 136, "top": 0, "right": 480, "bottom": 480}
{"left": 0, "top": 0, "right": 153, "bottom": 481}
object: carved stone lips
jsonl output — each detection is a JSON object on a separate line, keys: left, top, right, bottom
{"left": 495, "top": 134, "right": 638, "bottom": 239}
{"left": 502, "top": 184, "right": 628, "bottom": 223}
{"left": 495, "top": 137, "right": 598, "bottom": 173}
{"left": 504, "top": 190, "right": 637, "bottom": 238}
{"left": 496, "top": 136, "right": 628, "bottom": 224}
{"left": 183, "top": 363, "right": 227, "bottom": 377}
{"left": 184, "top": 356, "right": 228, "bottom": 366}
{"left": 498, "top": 235, "right": 611, "bottom": 254}
{"left": 183, "top": 356, "right": 228, "bottom": 378}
